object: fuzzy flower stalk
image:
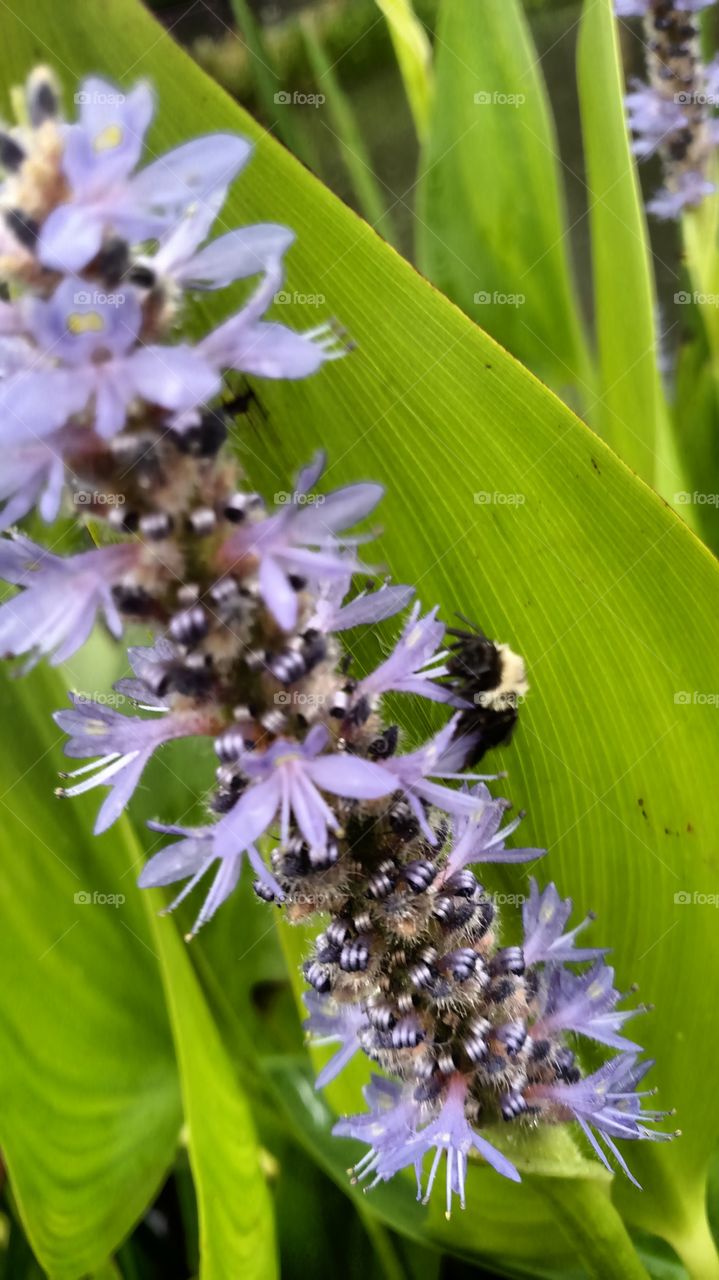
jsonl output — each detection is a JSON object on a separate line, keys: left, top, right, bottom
{"left": 0, "top": 68, "right": 675, "bottom": 1213}
{"left": 618, "top": 0, "right": 719, "bottom": 217}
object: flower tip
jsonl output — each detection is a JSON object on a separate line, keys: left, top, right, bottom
{"left": 184, "top": 930, "right": 196, "bottom": 942}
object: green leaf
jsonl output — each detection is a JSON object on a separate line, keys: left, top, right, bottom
{"left": 0, "top": 657, "right": 181, "bottom": 1279}
{"left": 138, "top": 865, "right": 278, "bottom": 1280}
{"left": 1, "top": 1, "right": 719, "bottom": 1274}
{"left": 374, "top": 0, "right": 434, "bottom": 142}
{"left": 576, "top": 0, "right": 673, "bottom": 489}
{"left": 416, "top": 0, "right": 592, "bottom": 396}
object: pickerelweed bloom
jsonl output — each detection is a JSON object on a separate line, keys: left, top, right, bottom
{"left": 619, "top": 0, "right": 719, "bottom": 217}
{"left": 0, "top": 65, "right": 675, "bottom": 1214}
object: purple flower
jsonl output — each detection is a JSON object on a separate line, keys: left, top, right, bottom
{"left": 307, "top": 573, "right": 414, "bottom": 634}
{"left": 3, "top": 278, "right": 220, "bottom": 438}
{"left": 337, "top": 1075, "right": 520, "bottom": 1213}
{"left": 138, "top": 820, "right": 283, "bottom": 938}
{"left": 213, "top": 723, "right": 396, "bottom": 861}
{"left": 522, "top": 879, "right": 609, "bottom": 966}
{"left": 0, "top": 535, "right": 139, "bottom": 667}
{"left": 358, "top": 603, "right": 460, "bottom": 705}
{"left": 219, "top": 453, "right": 383, "bottom": 631}
{"left": 527, "top": 1054, "right": 673, "bottom": 1187}
{"left": 625, "top": 85, "right": 687, "bottom": 158}
{"left": 648, "top": 170, "right": 717, "bottom": 219}
{"left": 438, "top": 783, "right": 545, "bottom": 881}
{"left": 54, "top": 692, "right": 216, "bottom": 834}
{"left": 616, "top": 0, "right": 713, "bottom": 12}
{"left": 378, "top": 715, "right": 493, "bottom": 842}
{"left": 38, "top": 76, "right": 252, "bottom": 271}
{"left": 334, "top": 1076, "right": 418, "bottom": 1186}
{"left": 147, "top": 193, "right": 295, "bottom": 292}
{"left": 0, "top": 433, "right": 68, "bottom": 529}
{"left": 303, "top": 991, "right": 366, "bottom": 1087}
{"left": 532, "top": 961, "right": 642, "bottom": 1051}
{"left": 199, "top": 266, "right": 345, "bottom": 380}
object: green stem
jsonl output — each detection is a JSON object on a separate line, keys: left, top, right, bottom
{"left": 670, "top": 1212, "right": 719, "bottom": 1280}
{"left": 533, "top": 1177, "right": 650, "bottom": 1280}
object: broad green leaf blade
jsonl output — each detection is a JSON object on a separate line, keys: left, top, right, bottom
{"left": 1, "top": 2, "right": 719, "bottom": 1274}
{"left": 0, "top": 659, "right": 181, "bottom": 1280}
{"left": 139, "top": 872, "right": 278, "bottom": 1280}
{"left": 576, "top": 0, "right": 671, "bottom": 488}
{"left": 374, "top": 0, "right": 434, "bottom": 142}
{"left": 416, "top": 0, "right": 592, "bottom": 396}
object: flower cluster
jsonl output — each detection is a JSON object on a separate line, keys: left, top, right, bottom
{"left": 0, "top": 68, "right": 674, "bottom": 1213}
{"left": 618, "top": 0, "right": 719, "bottom": 217}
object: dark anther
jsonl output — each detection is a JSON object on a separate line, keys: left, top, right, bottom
{"left": 501, "top": 1090, "right": 527, "bottom": 1121}
{"left": 490, "top": 946, "right": 525, "bottom": 977}
{"left": 4, "top": 208, "right": 38, "bottom": 248}
{"left": 94, "top": 237, "right": 130, "bottom": 284}
{"left": 169, "top": 606, "right": 209, "bottom": 648}
{"left": 339, "top": 939, "right": 370, "bottom": 972}
{"left": 442, "top": 869, "right": 479, "bottom": 898}
{"left": 173, "top": 410, "right": 227, "bottom": 458}
{"left": 110, "top": 584, "right": 155, "bottom": 617}
{"left": 127, "top": 263, "right": 156, "bottom": 289}
{"left": 253, "top": 879, "right": 277, "bottom": 904}
{"left": 303, "top": 960, "right": 331, "bottom": 994}
{"left": 367, "top": 725, "right": 399, "bottom": 759}
{"left": 0, "top": 133, "right": 26, "bottom": 171}
{"left": 403, "top": 860, "right": 437, "bottom": 893}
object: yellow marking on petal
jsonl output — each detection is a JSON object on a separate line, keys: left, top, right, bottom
{"left": 406, "top": 623, "right": 423, "bottom": 647}
{"left": 539, "top": 901, "right": 555, "bottom": 923}
{"left": 67, "top": 310, "right": 105, "bottom": 335}
{"left": 85, "top": 719, "right": 110, "bottom": 735}
{"left": 93, "top": 123, "right": 123, "bottom": 152}
{"left": 587, "top": 981, "right": 604, "bottom": 1000}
